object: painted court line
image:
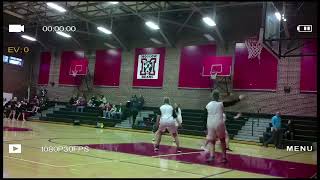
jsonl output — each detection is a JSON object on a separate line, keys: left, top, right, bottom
{"left": 75, "top": 142, "right": 317, "bottom": 178}
{"left": 62, "top": 151, "right": 202, "bottom": 168}
{"left": 4, "top": 143, "right": 206, "bottom": 176}
{"left": 4, "top": 156, "right": 63, "bottom": 168}
{"left": 201, "top": 169, "right": 234, "bottom": 178}
{"left": 4, "top": 142, "right": 202, "bottom": 169}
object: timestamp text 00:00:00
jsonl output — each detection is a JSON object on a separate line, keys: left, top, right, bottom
{"left": 42, "top": 26, "right": 76, "bottom": 32}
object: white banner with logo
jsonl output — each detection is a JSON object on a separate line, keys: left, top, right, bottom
{"left": 136, "top": 54, "right": 160, "bottom": 79}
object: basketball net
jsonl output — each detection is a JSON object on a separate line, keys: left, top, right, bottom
{"left": 245, "top": 37, "right": 263, "bottom": 60}
{"left": 210, "top": 72, "right": 218, "bottom": 80}
{"left": 71, "top": 70, "right": 78, "bottom": 77}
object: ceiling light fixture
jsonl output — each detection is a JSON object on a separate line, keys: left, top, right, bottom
{"left": 145, "top": 21, "right": 160, "bottom": 30}
{"left": 104, "top": 42, "right": 116, "bottom": 48}
{"left": 150, "top": 38, "right": 162, "bottom": 44}
{"left": 202, "top": 17, "right": 216, "bottom": 26}
{"left": 204, "top": 34, "right": 215, "bottom": 41}
{"left": 109, "top": 2, "right": 119, "bottom": 4}
{"left": 47, "top": 2, "right": 67, "bottom": 13}
{"left": 21, "top": 35, "right": 37, "bottom": 41}
{"left": 56, "top": 31, "right": 71, "bottom": 38}
{"left": 97, "top": 26, "right": 112, "bottom": 34}
{"left": 274, "top": 12, "right": 281, "bottom": 21}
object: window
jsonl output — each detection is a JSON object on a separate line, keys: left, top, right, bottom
{"left": 3, "top": 56, "right": 24, "bottom": 66}
{"left": 8, "top": 56, "right": 23, "bottom": 66}
{"left": 3, "top": 55, "right": 9, "bottom": 63}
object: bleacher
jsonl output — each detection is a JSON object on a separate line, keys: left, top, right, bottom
{"left": 39, "top": 105, "right": 123, "bottom": 127}
{"left": 281, "top": 117, "right": 317, "bottom": 146}
{"left": 37, "top": 103, "right": 317, "bottom": 146}
{"left": 257, "top": 115, "right": 317, "bottom": 146}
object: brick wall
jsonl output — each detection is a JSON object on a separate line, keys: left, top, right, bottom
{"left": 32, "top": 44, "right": 317, "bottom": 117}
{"left": 3, "top": 53, "right": 35, "bottom": 99}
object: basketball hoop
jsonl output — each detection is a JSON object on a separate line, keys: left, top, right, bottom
{"left": 210, "top": 72, "right": 218, "bottom": 80}
{"left": 245, "top": 37, "right": 263, "bottom": 60}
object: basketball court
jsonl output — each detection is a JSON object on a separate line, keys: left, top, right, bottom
{"left": 3, "top": 119, "right": 317, "bottom": 178}
{"left": 3, "top": 1, "right": 318, "bottom": 178}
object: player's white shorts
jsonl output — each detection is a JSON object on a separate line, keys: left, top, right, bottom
{"left": 159, "top": 122, "right": 177, "bottom": 134}
{"left": 206, "top": 123, "right": 226, "bottom": 141}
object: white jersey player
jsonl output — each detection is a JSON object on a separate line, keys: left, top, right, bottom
{"left": 154, "top": 97, "right": 181, "bottom": 153}
{"left": 205, "top": 91, "right": 244, "bottom": 163}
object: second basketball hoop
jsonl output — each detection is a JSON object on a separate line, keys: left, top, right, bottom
{"left": 71, "top": 70, "right": 78, "bottom": 77}
{"left": 211, "top": 72, "right": 218, "bottom": 80}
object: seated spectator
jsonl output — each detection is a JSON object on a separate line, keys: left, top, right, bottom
{"left": 87, "top": 99, "right": 94, "bottom": 107}
{"left": 69, "top": 95, "right": 77, "bottom": 105}
{"left": 31, "top": 95, "right": 40, "bottom": 113}
{"left": 75, "top": 96, "right": 86, "bottom": 113}
{"left": 92, "top": 96, "right": 99, "bottom": 107}
{"left": 90, "top": 96, "right": 99, "bottom": 107}
{"left": 114, "top": 103, "right": 123, "bottom": 119}
{"left": 110, "top": 104, "right": 117, "bottom": 118}
{"left": 100, "top": 95, "right": 107, "bottom": 105}
{"left": 262, "top": 127, "right": 272, "bottom": 144}
{"left": 39, "top": 96, "right": 47, "bottom": 111}
{"left": 284, "top": 120, "right": 294, "bottom": 140}
{"left": 103, "top": 103, "right": 112, "bottom": 119}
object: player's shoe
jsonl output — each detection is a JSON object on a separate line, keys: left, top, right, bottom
{"left": 206, "top": 156, "right": 215, "bottom": 162}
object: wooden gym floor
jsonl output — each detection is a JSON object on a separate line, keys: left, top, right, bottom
{"left": 3, "top": 119, "right": 317, "bottom": 178}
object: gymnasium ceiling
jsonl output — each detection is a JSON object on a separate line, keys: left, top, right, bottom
{"left": 3, "top": 1, "right": 318, "bottom": 51}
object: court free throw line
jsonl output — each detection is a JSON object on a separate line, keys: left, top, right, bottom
{"left": 62, "top": 151, "right": 202, "bottom": 168}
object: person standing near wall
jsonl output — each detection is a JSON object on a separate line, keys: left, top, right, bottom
{"left": 131, "top": 100, "right": 139, "bottom": 127}
{"left": 8, "top": 97, "right": 18, "bottom": 121}
{"left": 263, "top": 112, "right": 282, "bottom": 148}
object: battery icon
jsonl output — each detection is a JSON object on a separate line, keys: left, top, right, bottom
{"left": 297, "top": 25, "right": 312, "bottom": 32}
{"left": 8, "top": 24, "right": 24, "bottom": 32}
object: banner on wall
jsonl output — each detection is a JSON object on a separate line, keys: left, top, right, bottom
{"left": 300, "top": 40, "right": 317, "bottom": 93}
{"left": 38, "top": 52, "right": 51, "bottom": 85}
{"left": 94, "top": 49, "right": 122, "bottom": 87}
{"left": 132, "top": 47, "right": 165, "bottom": 88}
{"left": 178, "top": 44, "right": 216, "bottom": 89}
{"left": 137, "top": 54, "right": 160, "bottom": 79}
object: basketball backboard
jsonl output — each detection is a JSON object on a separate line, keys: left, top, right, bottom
{"left": 69, "top": 59, "right": 88, "bottom": 76}
{"left": 201, "top": 56, "right": 232, "bottom": 77}
{"left": 262, "top": 2, "right": 317, "bottom": 58}
{"left": 263, "top": 2, "right": 280, "bottom": 57}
